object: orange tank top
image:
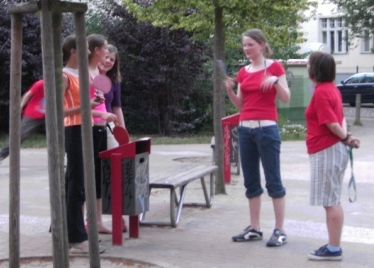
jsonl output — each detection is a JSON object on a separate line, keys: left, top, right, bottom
{"left": 63, "top": 69, "right": 82, "bottom": 126}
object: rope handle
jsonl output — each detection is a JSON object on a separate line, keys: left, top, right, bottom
{"left": 348, "top": 145, "right": 356, "bottom": 203}
{"left": 106, "top": 123, "right": 113, "bottom": 134}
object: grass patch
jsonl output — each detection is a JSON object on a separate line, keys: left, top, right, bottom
{"left": 20, "top": 134, "right": 47, "bottom": 148}
{"left": 0, "top": 134, "right": 47, "bottom": 149}
{"left": 0, "top": 133, "right": 213, "bottom": 148}
{"left": 0, "top": 124, "right": 306, "bottom": 149}
{"left": 279, "top": 124, "right": 306, "bottom": 141}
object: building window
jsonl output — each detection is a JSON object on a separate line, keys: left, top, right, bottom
{"left": 321, "top": 18, "right": 327, "bottom": 28}
{"left": 320, "top": 17, "right": 348, "bottom": 54}
{"left": 322, "top": 32, "right": 327, "bottom": 44}
{"left": 330, "top": 19, "right": 335, "bottom": 28}
{"left": 337, "top": 18, "right": 343, "bottom": 27}
{"left": 361, "top": 29, "right": 374, "bottom": 53}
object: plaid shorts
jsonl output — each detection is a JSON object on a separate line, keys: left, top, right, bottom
{"left": 309, "top": 142, "right": 349, "bottom": 206}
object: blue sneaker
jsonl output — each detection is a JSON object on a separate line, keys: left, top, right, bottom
{"left": 232, "top": 226, "right": 263, "bottom": 242}
{"left": 308, "top": 244, "right": 342, "bottom": 261}
{"left": 266, "top": 229, "right": 287, "bottom": 247}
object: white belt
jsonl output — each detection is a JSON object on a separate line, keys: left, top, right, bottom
{"left": 240, "top": 120, "right": 276, "bottom": 128}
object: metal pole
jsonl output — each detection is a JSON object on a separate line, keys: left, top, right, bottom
{"left": 354, "top": 94, "right": 362, "bottom": 126}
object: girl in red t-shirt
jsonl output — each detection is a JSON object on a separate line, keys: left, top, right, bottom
{"left": 305, "top": 51, "right": 360, "bottom": 261}
{"left": 0, "top": 80, "right": 45, "bottom": 162}
{"left": 225, "top": 29, "right": 290, "bottom": 247}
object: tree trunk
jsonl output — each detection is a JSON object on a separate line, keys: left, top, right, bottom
{"left": 40, "top": 0, "right": 68, "bottom": 266}
{"left": 213, "top": 6, "right": 226, "bottom": 194}
{"left": 8, "top": 12, "right": 22, "bottom": 268}
{"left": 52, "top": 7, "right": 70, "bottom": 267}
{"left": 74, "top": 11, "right": 102, "bottom": 266}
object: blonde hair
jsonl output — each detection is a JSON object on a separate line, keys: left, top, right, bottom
{"left": 242, "top": 29, "right": 273, "bottom": 58}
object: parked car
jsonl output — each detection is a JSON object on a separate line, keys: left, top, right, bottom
{"left": 336, "top": 73, "right": 374, "bottom": 106}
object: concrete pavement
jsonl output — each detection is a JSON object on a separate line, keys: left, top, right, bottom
{"left": 0, "top": 117, "right": 373, "bottom": 267}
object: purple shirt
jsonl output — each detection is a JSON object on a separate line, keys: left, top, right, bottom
{"left": 104, "top": 82, "right": 121, "bottom": 113}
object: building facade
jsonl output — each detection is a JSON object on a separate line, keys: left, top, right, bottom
{"left": 299, "top": 0, "right": 374, "bottom": 79}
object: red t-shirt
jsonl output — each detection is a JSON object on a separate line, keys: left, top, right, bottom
{"left": 305, "top": 82, "right": 344, "bottom": 154}
{"left": 236, "top": 61, "right": 285, "bottom": 121}
{"left": 23, "top": 80, "right": 45, "bottom": 119}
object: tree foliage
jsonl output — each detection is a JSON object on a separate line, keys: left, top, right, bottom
{"left": 123, "top": 0, "right": 317, "bottom": 54}
{"left": 328, "top": 0, "right": 374, "bottom": 38}
{"left": 89, "top": 0, "right": 213, "bottom": 135}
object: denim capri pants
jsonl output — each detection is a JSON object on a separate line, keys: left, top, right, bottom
{"left": 238, "top": 124, "right": 286, "bottom": 199}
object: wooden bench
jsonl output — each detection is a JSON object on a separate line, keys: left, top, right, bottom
{"left": 140, "top": 165, "right": 218, "bottom": 227}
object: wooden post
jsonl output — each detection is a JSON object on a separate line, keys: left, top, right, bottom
{"left": 354, "top": 94, "right": 362, "bottom": 126}
{"left": 74, "top": 11, "right": 102, "bottom": 267}
{"left": 9, "top": 12, "right": 22, "bottom": 268}
{"left": 40, "top": 0, "right": 68, "bottom": 267}
{"left": 52, "top": 8, "right": 70, "bottom": 266}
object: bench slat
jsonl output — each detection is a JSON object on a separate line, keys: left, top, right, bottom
{"left": 150, "top": 165, "right": 209, "bottom": 181}
{"left": 150, "top": 165, "right": 217, "bottom": 188}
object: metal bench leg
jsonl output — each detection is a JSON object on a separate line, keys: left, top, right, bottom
{"left": 183, "top": 172, "right": 215, "bottom": 208}
{"left": 210, "top": 172, "right": 215, "bottom": 204}
{"left": 140, "top": 186, "right": 152, "bottom": 222}
{"left": 170, "top": 185, "right": 187, "bottom": 227}
{"left": 200, "top": 176, "right": 210, "bottom": 207}
{"left": 200, "top": 172, "right": 215, "bottom": 207}
{"left": 170, "top": 188, "right": 176, "bottom": 227}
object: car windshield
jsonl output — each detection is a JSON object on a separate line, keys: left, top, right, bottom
{"left": 362, "top": 75, "right": 374, "bottom": 83}
{"left": 344, "top": 73, "right": 374, "bottom": 84}
{"left": 345, "top": 75, "right": 362, "bottom": 84}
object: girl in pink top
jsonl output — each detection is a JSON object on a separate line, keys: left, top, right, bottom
{"left": 87, "top": 33, "right": 118, "bottom": 234}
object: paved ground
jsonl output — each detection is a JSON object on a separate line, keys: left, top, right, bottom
{"left": 0, "top": 115, "right": 373, "bottom": 267}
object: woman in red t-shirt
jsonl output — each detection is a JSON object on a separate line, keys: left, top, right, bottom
{"left": 0, "top": 80, "right": 45, "bottom": 163}
{"left": 305, "top": 51, "right": 360, "bottom": 261}
{"left": 224, "top": 29, "right": 290, "bottom": 247}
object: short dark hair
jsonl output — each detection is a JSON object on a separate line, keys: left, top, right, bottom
{"left": 308, "top": 51, "right": 336, "bottom": 82}
{"left": 62, "top": 35, "right": 76, "bottom": 63}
